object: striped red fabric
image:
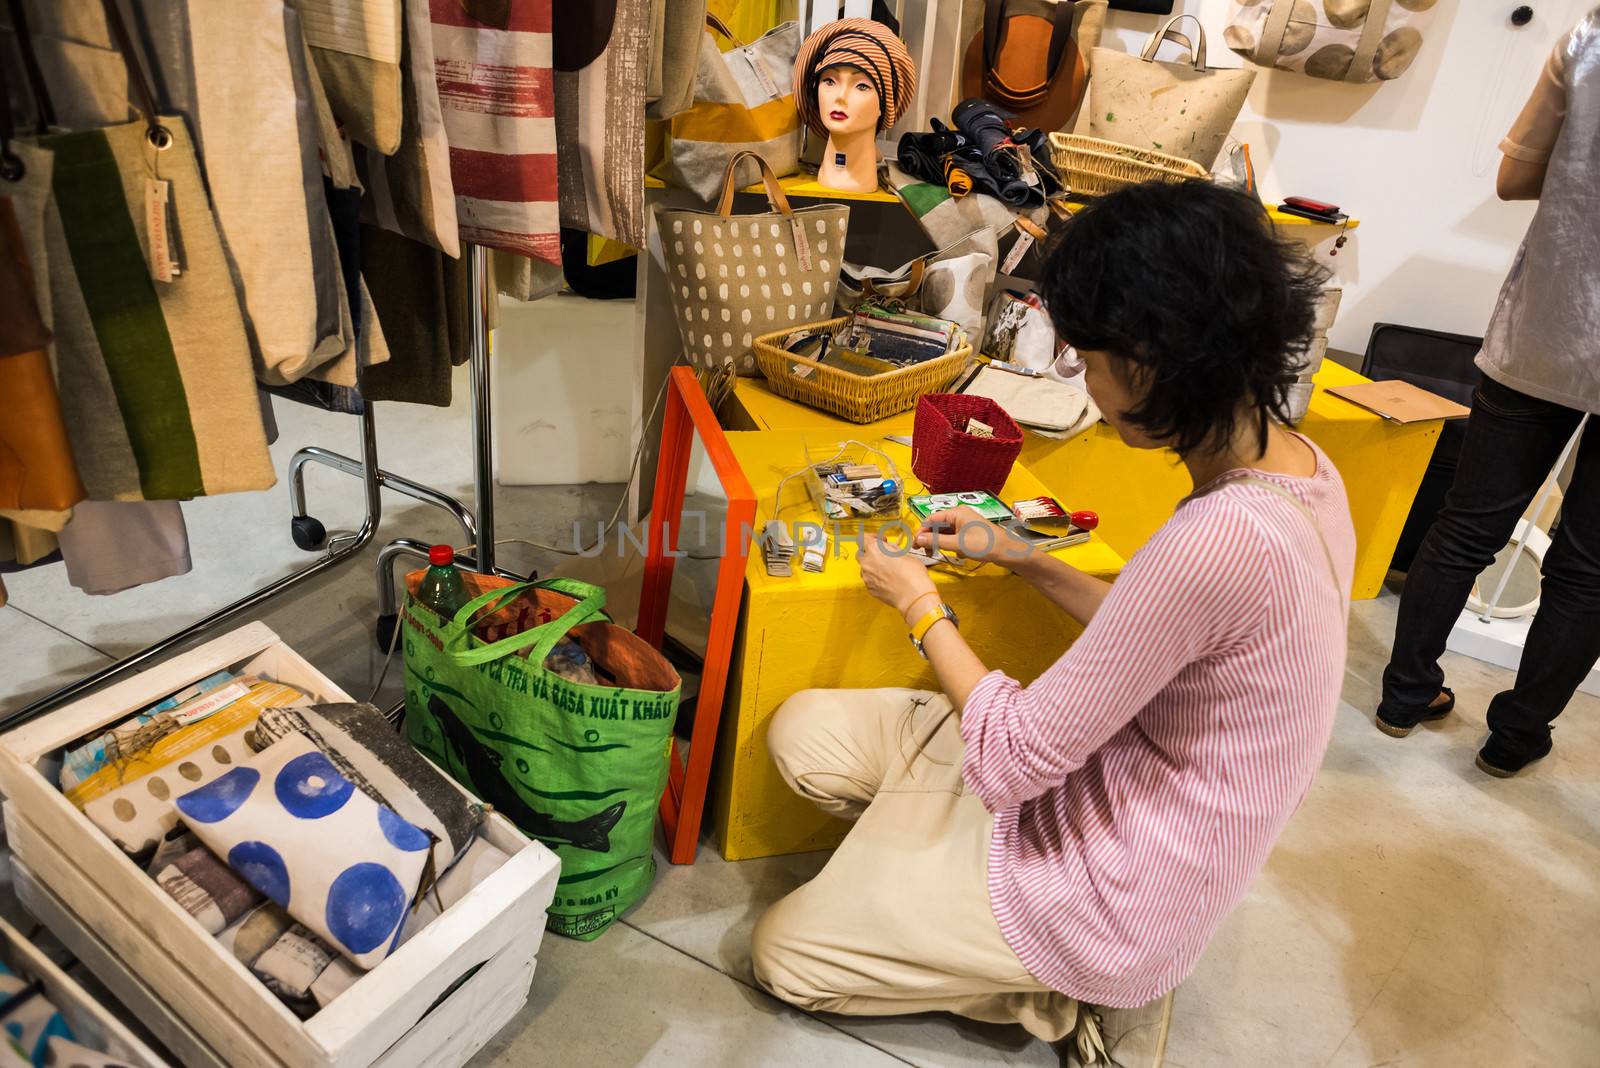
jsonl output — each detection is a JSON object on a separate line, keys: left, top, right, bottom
{"left": 960, "top": 441, "right": 1356, "bottom": 1009}
{"left": 429, "top": 0, "right": 551, "bottom": 33}
{"left": 430, "top": 0, "right": 560, "bottom": 264}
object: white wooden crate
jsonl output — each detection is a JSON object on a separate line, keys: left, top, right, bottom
{"left": 0, "top": 622, "right": 561, "bottom": 1068}
{"left": 0, "top": 910, "right": 169, "bottom": 1066}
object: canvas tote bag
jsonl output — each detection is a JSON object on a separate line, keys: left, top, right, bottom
{"left": 1224, "top": 0, "right": 1436, "bottom": 84}
{"left": 657, "top": 150, "right": 848, "bottom": 375}
{"left": 24, "top": 0, "right": 273, "bottom": 502}
{"left": 650, "top": 16, "right": 804, "bottom": 204}
{"left": 1089, "top": 14, "right": 1255, "bottom": 170}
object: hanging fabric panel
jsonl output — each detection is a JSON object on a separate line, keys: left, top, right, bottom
{"left": 430, "top": 0, "right": 560, "bottom": 263}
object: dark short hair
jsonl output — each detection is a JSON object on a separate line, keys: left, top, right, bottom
{"left": 1039, "top": 180, "right": 1326, "bottom": 456}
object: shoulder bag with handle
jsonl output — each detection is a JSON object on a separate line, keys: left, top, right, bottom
{"left": 1089, "top": 13, "right": 1256, "bottom": 170}
{"left": 402, "top": 573, "right": 681, "bottom": 940}
{"left": 657, "top": 150, "right": 849, "bottom": 376}
{"left": 837, "top": 229, "right": 998, "bottom": 341}
{"left": 1224, "top": 0, "right": 1436, "bottom": 84}
{"left": 650, "top": 15, "right": 804, "bottom": 203}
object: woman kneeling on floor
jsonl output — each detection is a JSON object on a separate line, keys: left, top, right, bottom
{"left": 750, "top": 180, "right": 1356, "bottom": 1058}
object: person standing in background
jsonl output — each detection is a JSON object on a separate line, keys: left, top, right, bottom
{"left": 1375, "top": 8, "right": 1600, "bottom": 776}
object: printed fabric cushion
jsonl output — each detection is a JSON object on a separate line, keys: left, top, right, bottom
{"left": 176, "top": 733, "right": 431, "bottom": 970}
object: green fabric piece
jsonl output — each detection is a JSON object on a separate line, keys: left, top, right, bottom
{"left": 45, "top": 130, "right": 202, "bottom": 500}
{"left": 898, "top": 180, "right": 952, "bottom": 219}
{"left": 403, "top": 577, "right": 681, "bottom": 940}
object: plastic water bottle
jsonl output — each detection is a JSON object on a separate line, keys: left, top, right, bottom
{"left": 417, "top": 544, "right": 467, "bottom": 617}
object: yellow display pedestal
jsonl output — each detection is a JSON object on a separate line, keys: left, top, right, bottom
{"left": 722, "top": 362, "right": 1444, "bottom": 600}
{"left": 716, "top": 430, "right": 1125, "bottom": 861}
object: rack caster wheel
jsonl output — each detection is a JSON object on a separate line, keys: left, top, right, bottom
{"left": 375, "top": 613, "right": 400, "bottom": 653}
{"left": 290, "top": 515, "right": 327, "bottom": 551}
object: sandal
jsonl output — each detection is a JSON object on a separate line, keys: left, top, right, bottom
{"left": 1374, "top": 687, "right": 1455, "bottom": 738}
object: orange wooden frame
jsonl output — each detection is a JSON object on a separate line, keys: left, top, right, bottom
{"left": 639, "top": 367, "right": 757, "bottom": 865}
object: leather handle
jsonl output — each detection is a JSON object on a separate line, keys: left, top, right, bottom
{"left": 862, "top": 258, "right": 927, "bottom": 299}
{"left": 984, "top": 0, "right": 1079, "bottom": 89}
{"left": 705, "top": 12, "right": 743, "bottom": 47}
{"left": 1141, "top": 12, "right": 1206, "bottom": 71}
{"left": 715, "top": 150, "right": 792, "bottom": 217}
{"left": 98, "top": 0, "right": 172, "bottom": 146}
{"left": 4, "top": 0, "right": 55, "bottom": 132}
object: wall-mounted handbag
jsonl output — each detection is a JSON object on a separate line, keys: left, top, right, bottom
{"left": 1224, "top": 0, "right": 1436, "bottom": 84}
{"left": 960, "top": 0, "right": 1108, "bottom": 133}
{"left": 650, "top": 16, "right": 804, "bottom": 204}
{"left": 658, "top": 151, "right": 848, "bottom": 375}
{"left": 1089, "top": 14, "right": 1255, "bottom": 170}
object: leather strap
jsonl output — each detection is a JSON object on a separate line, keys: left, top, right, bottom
{"left": 714, "top": 150, "right": 792, "bottom": 217}
{"left": 704, "top": 11, "right": 742, "bottom": 47}
{"left": 1141, "top": 12, "right": 1206, "bottom": 70}
{"left": 1347, "top": 0, "right": 1394, "bottom": 82}
{"left": 861, "top": 257, "right": 927, "bottom": 299}
{"left": 98, "top": 0, "right": 171, "bottom": 146}
{"left": 982, "top": 0, "right": 1080, "bottom": 108}
{"left": 908, "top": 603, "right": 956, "bottom": 653}
{"left": 5, "top": 0, "right": 54, "bottom": 130}
{"left": 1015, "top": 214, "right": 1049, "bottom": 241}
{"left": 1255, "top": 1, "right": 1297, "bottom": 69}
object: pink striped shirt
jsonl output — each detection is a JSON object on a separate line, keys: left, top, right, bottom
{"left": 961, "top": 441, "right": 1355, "bottom": 1008}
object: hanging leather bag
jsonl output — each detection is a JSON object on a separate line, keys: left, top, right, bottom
{"left": 1088, "top": 13, "right": 1255, "bottom": 169}
{"left": 960, "top": 0, "right": 1107, "bottom": 132}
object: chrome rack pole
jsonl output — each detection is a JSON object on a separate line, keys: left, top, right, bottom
{"left": 468, "top": 243, "right": 496, "bottom": 573}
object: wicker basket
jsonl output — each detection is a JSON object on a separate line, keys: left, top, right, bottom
{"left": 1048, "top": 133, "right": 1209, "bottom": 197}
{"left": 753, "top": 317, "right": 974, "bottom": 424}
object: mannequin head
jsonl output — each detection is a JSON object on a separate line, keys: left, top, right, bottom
{"left": 815, "top": 64, "right": 882, "bottom": 139}
{"left": 793, "top": 19, "right": 917, "bottom": 140}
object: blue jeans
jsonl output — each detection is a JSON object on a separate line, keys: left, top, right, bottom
{"left": 1381, "top": 376, "right": 1600, "bottom": 759}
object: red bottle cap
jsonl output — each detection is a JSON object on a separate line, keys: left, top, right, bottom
{"left": 428, "top": 544, "right": 454, "bottom": 566}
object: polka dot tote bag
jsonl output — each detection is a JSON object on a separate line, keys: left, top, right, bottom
{"left": 656, "top": 150, "right": 849, "bottom": 376}
{"left": 176, "top": 733, "right": 431, "bottom": 970}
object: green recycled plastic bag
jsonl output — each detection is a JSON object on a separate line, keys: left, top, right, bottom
{"left": 402, "top": 574, "right": 681, "bottom": 939}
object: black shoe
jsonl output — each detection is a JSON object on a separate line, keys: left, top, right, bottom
{"left": 1375, "top": 687, "right": 1455, "bottom": 738}
{"left": 1475, "top": 732, "right": 1553, "bottom": 778}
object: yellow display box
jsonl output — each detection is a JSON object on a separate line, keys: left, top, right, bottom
{"left": 715, "top": 430, "right": 1126, "bottom": 861}
{"left": 722, "top": 361, "right": 1443, "bottom": 600}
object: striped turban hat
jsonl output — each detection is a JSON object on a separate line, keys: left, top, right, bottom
{"left": 793, "top": 19, "right": 917, "bottom": 138}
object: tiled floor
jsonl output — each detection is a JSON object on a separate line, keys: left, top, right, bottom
{"left": 4, "top": 362, "right": 1598, "bottom": 1067}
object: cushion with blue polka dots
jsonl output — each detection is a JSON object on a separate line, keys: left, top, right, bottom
{"left": 175, "top": 733, "right": 431, "bottom": 970}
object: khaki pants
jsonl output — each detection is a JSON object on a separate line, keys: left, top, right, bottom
{"left": 750, "top": 687, "right": 1081, "bottom": 1043}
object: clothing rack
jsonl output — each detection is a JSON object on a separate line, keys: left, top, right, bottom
{"left": 4, "top": 244, "right": 517, "bottom": 729}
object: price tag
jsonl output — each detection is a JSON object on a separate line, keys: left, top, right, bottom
{"left": 145, "top": 178, "right": 175, "bottom": 282}
{"left": 790, "top": 218, "right": 814, "bottom": 273}
{"left": 1000, "top": 230, "right": 1034, "bottom": 275}
{"left": 747, "top": 52, "right": 781, "bottom": 100}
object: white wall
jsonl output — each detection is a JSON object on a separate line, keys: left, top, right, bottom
{"left": 1097, "top": 0, "right": 1589, "bottom": 355}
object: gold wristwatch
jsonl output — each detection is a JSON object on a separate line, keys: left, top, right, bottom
{"left": 908, "top": 602, "right": 959, "bottom": 658}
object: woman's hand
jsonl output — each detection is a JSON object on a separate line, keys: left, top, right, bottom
{"left": 858, "top": 528, "right": 939, "bottom": 620}
{"left": 915, "top": 507, "right": 1034, "bottom": 571}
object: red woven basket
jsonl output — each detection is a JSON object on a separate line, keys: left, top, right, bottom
{"left": 911, "top": 394, "right": 1024, "bottom": 495}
